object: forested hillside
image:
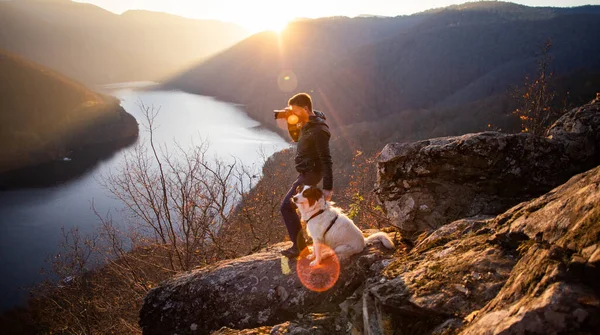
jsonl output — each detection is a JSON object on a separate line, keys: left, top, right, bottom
{"left": 0, "top": 50, "right": 138, "bottom": 175}
{"left": 164, "top": 2, "right": 600, "bottom": 137}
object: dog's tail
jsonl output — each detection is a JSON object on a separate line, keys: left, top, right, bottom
{"left": 365, "top": 232, "right": 395, "bottom": 249}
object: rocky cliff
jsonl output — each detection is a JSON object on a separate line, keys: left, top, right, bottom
{"left": 139, "top": 99, "right": 600, "bottom": 334}
{"left": 376, "top": 98, "right": 600, "bottom": 237}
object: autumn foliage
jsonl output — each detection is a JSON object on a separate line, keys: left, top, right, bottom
{"left": 512, "top": 40, "right": 564, "bottom": 136}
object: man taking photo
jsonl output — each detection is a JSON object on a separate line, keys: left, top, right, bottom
{"left": 278, "top": 93, "right": 333, "bottom": 258}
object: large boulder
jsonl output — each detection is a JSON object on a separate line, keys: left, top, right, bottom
{"left": 342, "top": 217, "right": 511, "bottom": 334}
{"left": 376, "top": 98, "right": 600, "bottom": 237}
{"left": 460, "top": 164, "right": 600, "bottom": 334}
{"left": 139, "top": 241, "right": 396, "bottom": 334}
{"left": 547, "top": 99, "right": 600, "bottom": 162}
{"left": 348, "top": 165, "right": 600, "bottom": 334}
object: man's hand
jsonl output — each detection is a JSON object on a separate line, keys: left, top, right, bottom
{"left": 323, "top": 189, "right": 333, "bottom": 201}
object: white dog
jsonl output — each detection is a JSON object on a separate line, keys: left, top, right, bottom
{"left": 292, "top": 185, "right": 395, "bottom": 267}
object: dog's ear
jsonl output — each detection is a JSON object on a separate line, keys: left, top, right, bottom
{"left": 303, "top": 186, "right": 323, "bottom": 207}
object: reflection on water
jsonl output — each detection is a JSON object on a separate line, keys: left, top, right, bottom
{"left": 0, "top": 84, "right": 289, "bottom": 311}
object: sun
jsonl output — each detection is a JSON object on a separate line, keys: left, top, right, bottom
{"left": 225, "top": 4, "right": 292, "bottom": 34}
{"left": 267, "top": 18, "right": 290, "bottom": 33}
{"left": 245, "top": 17, "right": 290, "bottom": 34}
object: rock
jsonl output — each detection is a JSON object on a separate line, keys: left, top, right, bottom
{"left": 460, "top": 165, "right": 600, "bottom": 334}
{"left": 343, "top": 166, "right": 600, "bottom": 334}
{"left": 376, "top": 99, "right": 600, "bottom": 237}
{"left": 140, "top": 165, "right": 600, "bottom": 334}
{"left": 212, "top": 313, "right": 346, "bottom": 335}
{"left": 212, "top": 324, "right": 278, "bottom": 334}
{"left": 139, "top": 242, "right": 394, "bottom": 334}
{"left": 431, "top": 318, "right": 463, "bottom": 335}
{"left": 547, "top": 98, "right": 600, "bottom": 162}
{"left": 494, "top": 165, "right": 600, "bottom": 251}
{"left": 349, "top": 218, "right": 514, "bottom": 334}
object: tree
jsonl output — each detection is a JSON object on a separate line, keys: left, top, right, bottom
{"left": 512, "top": 39, "right": 562, "bottom": 136}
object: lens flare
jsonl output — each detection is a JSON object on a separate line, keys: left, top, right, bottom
{"left": 277, "top": 70, "right": 298, "bottom": 92}
{"left": 287, "top": 114, "right": 299, "bottom": 125}
{"left": 296, "top": 244, "right": 340, "bottom": 292}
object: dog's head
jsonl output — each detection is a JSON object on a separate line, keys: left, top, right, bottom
{"left": 292, "top": 185, "right": 323, "bottom": 209}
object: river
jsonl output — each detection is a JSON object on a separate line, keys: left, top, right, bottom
{"left": 0, "top": 83, "right": 289, "bottom": 311}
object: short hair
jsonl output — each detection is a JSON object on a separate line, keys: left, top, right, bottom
{"left": 288, "top": 93, "right": 312, "bottom": 112}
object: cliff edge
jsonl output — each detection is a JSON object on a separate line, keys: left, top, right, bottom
{"left": 139, "top": 99, "right": 600, "bottom": 334}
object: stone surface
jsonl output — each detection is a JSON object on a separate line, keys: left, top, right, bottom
{"left": 212, "top": 313, "right": 345, "bottom": 335}
{"left": 547, "top": 98, "right": 600, "bottom": 162}
{"left": 345, "top": 166, "right": 600, "bottom": 334}
{"left": 376, "top": 99, "right": 600, "bottom": 237}
{"left": 341, "top": 217, "right": 513, "bottom": 334}
{"left": 139, "top": 241, "right": 395, "bottom": 334}
{"left": 460, "top": 165, "right": 600, "bottom": 335}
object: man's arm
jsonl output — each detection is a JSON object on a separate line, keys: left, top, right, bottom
{"left": 313, "top": 130, "right": 333, "bottom": 192}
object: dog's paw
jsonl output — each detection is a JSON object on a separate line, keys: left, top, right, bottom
{"left": 306, "top": 253, "right": 315, "bottom": 260}
{"left": 310, "top": 260, "right": 320, "bottom": 267}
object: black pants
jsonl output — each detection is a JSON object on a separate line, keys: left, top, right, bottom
{"left": 280, "top": 170, "right": 322, "bottom": 249}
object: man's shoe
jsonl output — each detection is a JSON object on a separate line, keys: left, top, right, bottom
{"left": 281, "top": 246, "right": 300, "bottom": 258}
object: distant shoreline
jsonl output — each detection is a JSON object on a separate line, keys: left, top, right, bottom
{"left": 97, "top": 81, "right": 159, "bottom": 92}
{"left": 0, "top": 104, "right": 139, "bottom": 190}
{"left": 0, "top": 135, "right": 138, "bottom": 191}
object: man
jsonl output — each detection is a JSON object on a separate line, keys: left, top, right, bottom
{"left": 280, "top": 93, "right": 333, "bottom": 258}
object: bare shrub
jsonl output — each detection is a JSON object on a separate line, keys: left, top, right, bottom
{"left": 218, "top": 148, "right": 297, "bottom": 255}
{"left": 29, "top": 227, "right": 100, "bottom": 334}
{"left": 99, "top": 102, "right": 252, "bottom": 271}
{"left": 341, "top": 150, "right": 390, "bottom": 230}
{"left": 28, "top": 226, "right": 151, "bottom": 334}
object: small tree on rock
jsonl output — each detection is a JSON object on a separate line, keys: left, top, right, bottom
{"left": 513, "top": 39, "right": 563, "bottom": 136}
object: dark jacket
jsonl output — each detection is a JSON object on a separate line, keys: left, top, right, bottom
{"left": 294, "top": 111, "right": 333, "bottom": 190}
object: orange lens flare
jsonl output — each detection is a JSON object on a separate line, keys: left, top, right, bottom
{"left": 296, "top": 244, "right": 340, "bottom": 292}
{"left": 287, "top": 114, "right": 299, "bottom": 125}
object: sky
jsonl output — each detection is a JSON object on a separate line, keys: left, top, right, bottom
{"left": 74, "top": 0, "right": 600, "bottom": 32}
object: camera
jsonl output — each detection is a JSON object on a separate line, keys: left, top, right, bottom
{"left": 273, "top": 109, "right": 290, "bottom": 120}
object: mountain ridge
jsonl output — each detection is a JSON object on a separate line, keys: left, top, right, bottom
{"left": 162, "top": 2, "right": 600, "bottom": 140}
{"left": 0, "top": 0, "right": 249, "bottom": 84}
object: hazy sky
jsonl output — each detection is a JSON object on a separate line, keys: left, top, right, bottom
{"left": 75, "top": 0, "right": 600, "bottom": 32}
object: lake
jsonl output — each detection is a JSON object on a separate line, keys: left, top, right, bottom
{"left": 0, "top": 84, "right": 289, "bottom": 311}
